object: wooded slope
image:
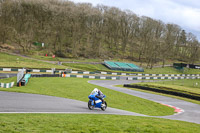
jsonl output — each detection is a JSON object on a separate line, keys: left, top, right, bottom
{"left": 0, "top": 0, "right": 199, "bottom": 68}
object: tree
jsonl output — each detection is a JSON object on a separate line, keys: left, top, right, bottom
{"left": 187, "top": 33, "right": 199, "bottom": 64}
{"left": 0, "top": 0, "right": 199, "bottom": 64}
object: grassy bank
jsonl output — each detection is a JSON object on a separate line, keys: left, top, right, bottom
{"left": 0, "top": 52, "right": 66, "bottom": 69}
{"left": 62, "top": 62, "right": 200, "bottom": 74}
{"left": 62, "top": 63, "right": 110, "bottom": 72}
{"left": 0, "top": 77, "right": 174, "bottom": 116}
{"left": 0, "top": 114, "right": 199, "bottom": 133}
{"left": 30, "top": 55, "right": 103, "bottom": 62}
{"left": 1, "top": 52, "right": 200, "bottom": 74}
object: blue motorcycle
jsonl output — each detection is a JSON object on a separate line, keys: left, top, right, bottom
{"left": 88, "top": 92, "right": 107, "bottom": 111}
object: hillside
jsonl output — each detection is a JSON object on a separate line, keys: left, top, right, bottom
{"left": 0, "top": 0, "right": 199, "bottom": 69}
{"left": 1, "top": 52, "right": 200, "bottom": 74}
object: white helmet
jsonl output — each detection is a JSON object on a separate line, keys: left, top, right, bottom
{"left": 93, "top": 88, "right": 98, "bottom": 93}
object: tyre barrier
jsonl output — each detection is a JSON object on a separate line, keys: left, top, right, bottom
{"left": 31, "top": 74, "right": 60, "bottom": 77}
{"left": 0, "top": 82, "right": 15, "bottom": 88}
{"left": 62, "top": 74, "right": 120, "bottom": 80}
{"left": 124, "top": 84, "right": 200, "bottom": 101}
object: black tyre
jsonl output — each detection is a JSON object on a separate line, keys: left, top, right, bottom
{"left": 101, "top": 101, "right": 107, "bottom": 111}
{"left": 88, "top": 101, "right": 95, "bottom": 110}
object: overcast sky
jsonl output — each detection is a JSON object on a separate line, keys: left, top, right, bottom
{"left": 71, "top": 0, "right": 200, "bottom": 40}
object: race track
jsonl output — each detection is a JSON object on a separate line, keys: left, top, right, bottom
{"left": 0, "top": 91, "right": 145, "bottom": 116}
{"left": 0, "top": 79, "right": 200, "bottom": 124}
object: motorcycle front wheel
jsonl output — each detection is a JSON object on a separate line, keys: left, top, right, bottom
{"left": 88, "top": 101, "right": 95, "bottom": 110}
{"left": 101, "top": 101, "right": 107, "bottom": 111}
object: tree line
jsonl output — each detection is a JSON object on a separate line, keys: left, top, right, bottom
{"left": 0, "top": 0, "right": 199, "bottom": 68}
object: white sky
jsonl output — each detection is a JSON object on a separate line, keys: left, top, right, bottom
{"left": 71, "top": 0, "right": 200, "bottom": 40}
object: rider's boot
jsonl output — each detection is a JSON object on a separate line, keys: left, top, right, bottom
{"left": 102, "top": 99, "right": 105, "bottom": 104}
{"left": 101, "top": 99, "right": 105, "bottom": 107}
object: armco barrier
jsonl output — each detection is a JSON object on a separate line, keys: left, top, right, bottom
{"left": 124, "top": 84, "right": 200, "bottom": 101}
{"left": 0, "top": 82, "right": 15, "bottom": 88}
{"left": 96, "top": 71, "right": 200, "bottom": 77}
{"left": 1, "top": 67, "right": 200, "bottom": 77}
{"left": 127, "top": 76, "right": 200, "bottom": 80}
{"left": 31, "top": 74, "right": 60, "bottom": 77}
{"left": 0, "top": 68, "right": 59, "bottom": 73}
{"left": 62, "top": 74, "right": 120, "bottom": 80}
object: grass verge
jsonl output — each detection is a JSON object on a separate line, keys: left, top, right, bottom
{"left": 62, "top": 63, "right": 110, "bottom": 72}
{"left": 0, "top": 52, "right": 66, "bottom": 69}
{"left": 30, "top": 55, "right": 103, "bottom": 62}
{"left": 63, "top": 63, "right": 200, "bottom": 74}
{"left": 0, "top": 77, "right": 174, "bottom": 116}
{"left": 0, "top": 77, "right": 16, "bottom": 84}
{"left": 0, "top": 114, "right": 199, "bottom": 133}
{"left": 1, "top": 52, "right": 200, "bottom": 74}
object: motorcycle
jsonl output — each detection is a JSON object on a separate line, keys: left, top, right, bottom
{"left": 88, "top": 92, "right": 107, "bottom": 111}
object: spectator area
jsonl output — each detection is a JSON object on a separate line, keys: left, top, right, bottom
{"left": 104, "top": 61, "right": 144, "bottom": 72}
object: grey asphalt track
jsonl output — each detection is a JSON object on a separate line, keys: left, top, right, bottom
{"left": 0, "top": 73, "right": 17, "bottom": 79}
{"left": 0, "top": 91, "right": 145, "bottom": 116}
{"left": 0, "top": 79, "right": 200, "bottom": 124}
{"left": 89, "top": 80, "right": 200, "bottom": 124}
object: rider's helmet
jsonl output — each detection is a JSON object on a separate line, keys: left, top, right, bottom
{"left": 93, "top": 88, "right": 98, "bottom": 93}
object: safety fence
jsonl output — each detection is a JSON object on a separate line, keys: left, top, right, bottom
{"left": 0, "top": 68, "right": 56, "bottom": 73}
{"left": 1, "top": 68, "right": 200, "bottom": 81}
{"left": 62, "top": 71, "right": 200, "bottom": 77}
{"left": 1, "top": 67, "right": 200, "bottom": 77}
{"left": 95, "top": 71, "right": 200, "bottom": 77}
{"left": 62, "top": 74, "right": 120, "bottom": 80}
{"left": 0, "top": 82, "right": 15, "bottom": 88}
{"left": 31, "top": 74, "right": 60, "bottom": 77}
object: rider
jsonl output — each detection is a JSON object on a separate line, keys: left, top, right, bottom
{"left": 92, "top": 88, "right": 105, "bottom": 104}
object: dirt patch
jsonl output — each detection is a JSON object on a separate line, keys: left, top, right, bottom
{"left": 0, "top": 44, "right": 15, "bottom": 51}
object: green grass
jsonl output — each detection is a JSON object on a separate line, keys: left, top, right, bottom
{"left": 0, "top": 77, "right": 16, "bottom": 84}
{"left": 0, "top": 77, "right": 174, "bottom": 116}
{"left": 63, "top": 62, "right": 200, "bottom": 74}
{"left": 0, "top": 114, "right": 199, "bottom": 133}
{"left": 0, "top": 52, "right": 66, "bottom": 69}
{"left": 63, "top": 63, "right": 111, "bottom": 72}
{"left": 1, "top": 52, "right": 200, "bottom": 74}
{"left": 155, "top": 79, "right": 200, "bottom": 89}
{"left": 143, "top": 67, "right": 200, "bottom": 74}
{"left": 30, "top": 55, "right": 103, "bottom": 62}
